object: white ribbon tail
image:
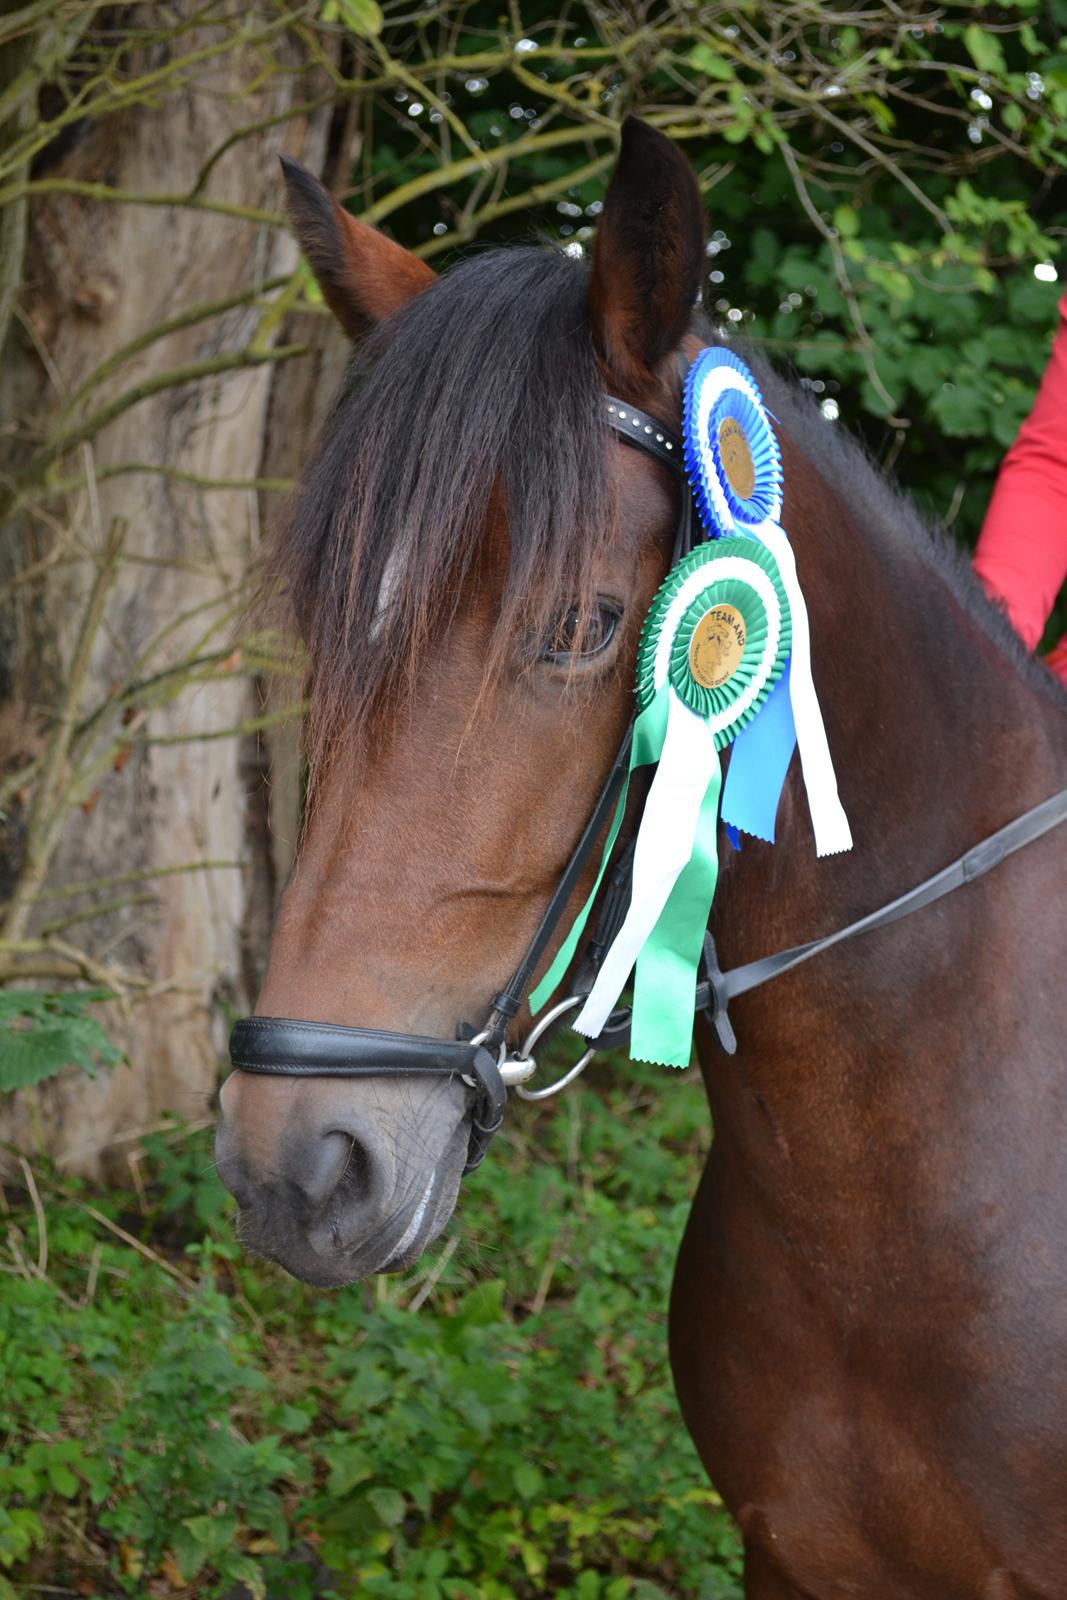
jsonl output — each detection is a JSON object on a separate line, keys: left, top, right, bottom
{"left": 573, "top": 694, "right": 719, "bottom": 1040}
{"left": 757, "top": 522, "right": 852, "bottom": 856}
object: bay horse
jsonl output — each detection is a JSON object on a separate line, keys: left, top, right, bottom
{"left": 215, "top": 119, "right": 1067, "bottom": 1596}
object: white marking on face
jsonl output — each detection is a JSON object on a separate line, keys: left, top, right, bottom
{"left": 391, "top": 1172, "right": 435, "bottom": 1259}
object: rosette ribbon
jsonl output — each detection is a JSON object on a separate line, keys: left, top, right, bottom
{"left": 683, "top": 347, "right": 852, "bottom": 857}
{"left": 530, "top": 538, "right": 791, "bottom": 1067}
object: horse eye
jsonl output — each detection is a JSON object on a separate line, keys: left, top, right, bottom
{"left": 538, "top": 601, "right": 621, "bottom": 664}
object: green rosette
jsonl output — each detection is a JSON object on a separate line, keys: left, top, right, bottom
{"left": 635, "top": 536, "right": 792, "bottom": 737}
{"left": 530, "top": 537, "right": 792, "bottom": 1068}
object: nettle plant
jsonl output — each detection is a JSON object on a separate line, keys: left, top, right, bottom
{"left": 0, "top": 988, "right": 122, "bottom": 1093}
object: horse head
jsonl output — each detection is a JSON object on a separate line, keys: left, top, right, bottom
{"left": 215, "top": 119, "right": 705, "bottom": 1284}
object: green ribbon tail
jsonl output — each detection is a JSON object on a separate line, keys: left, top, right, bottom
{"left": 528, "top": 781, "right": 629, "bottom": 1015}
{"left": 629, "top": 752, "right": 723, "bottom": 1067}
{"left": 529, "top": 688, "right": 670, "bottom": 1015}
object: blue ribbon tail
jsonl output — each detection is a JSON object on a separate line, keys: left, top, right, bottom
{"left": 721, "top": 659, "right": 795, "bottom": 843}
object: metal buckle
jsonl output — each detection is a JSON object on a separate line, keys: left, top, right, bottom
{"left": 462, "top": 1030, "right": 536, "bottom": 1089}
{"left": 513, "top": 996, "right": 597, "bottom": 1102}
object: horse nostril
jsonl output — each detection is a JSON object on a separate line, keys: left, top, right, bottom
{"left": 299, "top": 1130, "right": 357, "bottom": 1207}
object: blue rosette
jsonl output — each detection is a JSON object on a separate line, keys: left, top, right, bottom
{"left": 683, "top": 347, "right": 783, "bottom": 537}
{"left": 682, "top": 346, "right": 791, "bottom": 842}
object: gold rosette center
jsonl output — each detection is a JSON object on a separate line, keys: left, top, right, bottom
{"left": 718, "top": 416, "right": 756, "bottom": 500}
{"left": 689, "top": 604, "right": 747, "bottom": 690}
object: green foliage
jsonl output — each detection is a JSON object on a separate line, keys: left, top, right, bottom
{"left": 3, "top": 0, "right": 1066, "bottom": 1587}
{"left": 0, "top": 988, "right": 122, "bottom": 1090}
{"left": 336, "top": 0, "right": 1063, "bottom": 563}
{"left": 0, "top": 1074, "right": 741, "bottom": 1597}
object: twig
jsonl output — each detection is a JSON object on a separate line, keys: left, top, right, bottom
{"left": 57, "top": 275, "right": 292, "bottom": 421}
{"left": 17, "top": 1155, "right": 47, "bottom": 1276}
{"left": 33, "top": 858, "right": 245, "bottom": 903}
{"left": 371, "top": 37, "right": 487, "bottom": 162}
{"left": 1, "top": 345, "right": 308, "bottom": 517}
{"left": 38, "top": 893, "right": 158, "bottom": 939}
{"left": 0, "top": 1, "right": 104, "bottom": 49}
{"left": 813, "top": 101, "right": 951, "bottom": 234}
{"left": 77, "top": 1202, "right": 197, "bottom": 1290}
{"left": 82, "top": 1240, "right": 103, "bottom": 1307}
{"left": 127, "top": 1148, "right": 149, "bottom": 1216}
{"left": 531, "top": 1245, "right": 562, "bottom": 1317}
{"left": 0, "top": 175, "right": 281, "bottom": 226}
{"left": 0, "top": 11, "right": 302, "bottom": 182}
{"left": 407, "top": 1235, "right": 458, "bottom": 1313}
{"left": 26, "top": 462, "right": 294, "bottom": 506}
{"left": 780, "top": 139, "right": 905, "bottom": 423}
{"left": 419, "top": 149, "right": 617, "bottom": 259}
{"left": 1, "top": 518, "right": 126, "bottom": 942}
{"left": 5, "top": 1225, "right": 34, "bottom": 1281}
{"left": 130, "top": 702, "right": 306, "bottom": 746}
{"left": 362, "top": 122, "right": 619, "bottom": 227}
{"left": 0, "top": 935, "right": 147, "bottom": 990}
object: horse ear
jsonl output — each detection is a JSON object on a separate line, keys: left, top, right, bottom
{"left": 587, "top": 117, "right": 705, "bottom": 389}
{"left": 280, "top": 157, "right": 436, "bottom": 341}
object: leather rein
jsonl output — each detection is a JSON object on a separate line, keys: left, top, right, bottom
{"left": 229, "top": 394, "right": 1067, "bottom": 1174}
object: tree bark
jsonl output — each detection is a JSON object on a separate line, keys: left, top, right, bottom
{"left": 0, "top": 5, "right": 342, "bottom": 1169}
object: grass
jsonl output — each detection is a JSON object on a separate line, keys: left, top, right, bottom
{"left": 0, "top": 1052, "right": 743, "bottom": 1600}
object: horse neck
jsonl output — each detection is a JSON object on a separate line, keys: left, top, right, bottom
{"left": 704, "top": 423, "right": 1067, "bottom": 1110}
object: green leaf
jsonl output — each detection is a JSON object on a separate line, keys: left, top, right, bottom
{"left": 367, "top": 1485, "right": 406, "bottom": 1526}
{"left": 833, "top": 205, "right": 860, "bottom": 239}
{"left": 451, "top": 1279, "right": 505, "bottom": 1329}
{"left": 170, "top": 1522, "right": 208, "bottom": 1584}
{"left": 0, "top": 1506, "right": 45, "bottom": 1567}
{"left": 46, "top": 1462, "right": 79, "bottom": 1497}
{"left": 859, "top": 92, "right": 895, "bottom": 132}
{"left": 931, "top": 383, "right": 990, "bottom": 436}
{"left": 324, "top": 0, "right": 383, "bottom": 37}
{"left": 963, "top": 24, "right": 1006, "bottom": 74}
{"left": 514, "top": 1463, "right": 543, "bottom": 1499}
{"left": 272, "top": 1403, "right": 315, "bottom": 1435}
{"left": 689, "top": 45, "right": 735, "bottom": 82}
{"left": 226, "top": 1555, "right": 268, "bottom": 1600}
{"left": 180, "top": 1511, "right": 239, "bottom": 1557}
{"left": 865, "top": 261, "right": 913, "bottom": 302}
{"left": 323, "top": 1437, "right": 373, "bottom": 1496}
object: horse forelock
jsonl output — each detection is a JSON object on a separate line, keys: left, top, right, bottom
{"left": 269, "top": 244, "right": 619, "bottom": 788}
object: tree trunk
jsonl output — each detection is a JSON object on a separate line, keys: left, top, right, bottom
{"left": 0, "top": 5, "right": 343, "bottom": 1170}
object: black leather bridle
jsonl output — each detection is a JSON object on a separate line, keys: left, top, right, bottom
{"left": 230, "top": 396, "right": 689, "bottom": 1172}
{"left": 229, "top": 385, "right": 1067, "bottom": 1174}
